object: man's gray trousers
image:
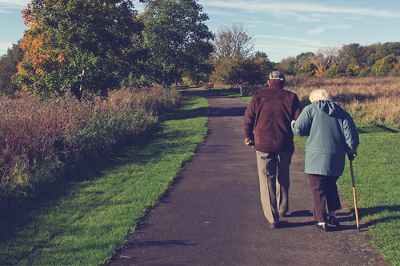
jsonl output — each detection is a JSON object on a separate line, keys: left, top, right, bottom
{"left": 256, "top": 151, "right": 293, "bottom": 223}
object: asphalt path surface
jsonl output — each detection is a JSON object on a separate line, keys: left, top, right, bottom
{"left": 110, "top": 90, "right": 388, "bottom": 265}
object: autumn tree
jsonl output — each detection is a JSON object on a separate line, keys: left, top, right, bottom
{"left": 140, "top": 0, "right": 214, "bottom": 86}
{"left": 13, "top": 0, "right": 144, "bottom": 100}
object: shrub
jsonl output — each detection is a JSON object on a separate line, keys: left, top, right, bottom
{"left": 358, "top": 66, "right": 372, "bottom": 77}
{"left": 371, "top": 55, "right": 398, "bottom": 76}
{"left": 346, "top": 58, "right": 362, "bottom": 76}
{"left": 0, "top": 86, "right": 180, "bottom": 207}
{"left": 324, "top": 63, "right": 342, "bottom": 78}
{"left": 297, "top": 62, "right": 318, "bottom": 76}
{"left": 389, "top": 63, "right": 400, "bottom": 77}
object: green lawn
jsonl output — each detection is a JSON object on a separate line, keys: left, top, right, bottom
{"left": 339, "top": 128, "right": 400, "bottom": 265}
{"left": 0, "top": 91, "right": 209, "bottom": 265}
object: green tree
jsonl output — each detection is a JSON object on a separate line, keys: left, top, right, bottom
{"left": 297, "top": 62, "right": 318, "bottom": 76}
{"left": 324, "top": 63, "right": 342, "bottom": 78}
{"left": 370, "top": 55, "right": 398, "bottom": 76}
{"left": 277, "top": 56, "right": 297, "bottom": 76}
{"left": 358, "top": 66, "right": 372, "bottom": 77}
{"left": 0, "top": 42, "right": 24, "bottom": 96}
{"left": 389, "top": 60, "right": 400, "bottom": 77}
{"left": 13, "top": 0, "right": 144, "bottom": 100}
{"left": 338, "top": 43, "right": 367, "bottom": 69}
{"left": 295, "top": 52, "right": 314, "bottom": 68}
{"left": 251, "top": 51, "right": 274, "bottom": 84}
{"left": 210, "top": 23, "right": 272, "bottom": 86}
{"left": 212, "top": 23, "right": 254, "bottom": 61}
{"left": 141, "top": 0, "right": 214, "bottom": 85}
{"left": 345, "top": 57, "right": 362, "bottom": 76}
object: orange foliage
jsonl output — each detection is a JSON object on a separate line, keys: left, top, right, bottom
{"left": 314, "top": 64, "right": 327, "bottom": 77}
{"left": 21, "top": 4, "right": 33, "bottom": 28}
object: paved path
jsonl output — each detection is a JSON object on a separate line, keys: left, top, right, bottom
{"left": 110, "top": 90, "right": 388, "bottom": 265}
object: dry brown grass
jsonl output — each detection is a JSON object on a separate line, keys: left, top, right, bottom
{"left": 0, "top": 86, "right": 180, "bottom": 205}
{"left": 284, "top": 76, "right": 400, "bottom": 128}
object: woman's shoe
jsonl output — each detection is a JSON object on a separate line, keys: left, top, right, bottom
{"left": 328, "top": 216, "right": 340, "bottom": 227}
{"left": 315, "top": 223, "right": 328, "bottom": 232}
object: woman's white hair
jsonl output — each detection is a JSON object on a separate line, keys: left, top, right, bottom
{"left": 309, "top": 89, "right": 333, "bottom": 103}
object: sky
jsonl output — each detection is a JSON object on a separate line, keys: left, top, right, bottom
{"left": 1, "top": 0, "right": 400, "bottom": 63}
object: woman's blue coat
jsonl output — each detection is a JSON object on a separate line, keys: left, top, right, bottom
{"left": 291, "top": 100, "right": 359, "bottom": 176}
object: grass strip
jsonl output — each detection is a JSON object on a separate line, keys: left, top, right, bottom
{"left": 0, "top": 91, "right": 209, "bottom": 265}
{"left": 210, "top": 86, "right": 400, "bottom": 266}
{"left": 338, "top": 129, "right": 400, "bottom": 265}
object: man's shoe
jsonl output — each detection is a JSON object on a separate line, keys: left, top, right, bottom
{"left": 270, "top": 222, "right": 278, "bottom": 229}
{"left": 315, "top": 223, "right": 328, "bottom": 232}
{"left": 328, "top": 216, "right": 340, "bottom": 227}
{"left": 279, "top": 212, "right": 287, "bottom": 217}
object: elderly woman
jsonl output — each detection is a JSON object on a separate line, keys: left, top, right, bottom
{"left": 291, "top": 89, "right": 359, "bottom": 231}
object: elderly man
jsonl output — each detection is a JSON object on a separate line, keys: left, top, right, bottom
{"left": 244, "top": 71, "right": 302, "bottom": 228}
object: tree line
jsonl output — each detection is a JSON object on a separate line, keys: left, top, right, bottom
{"left": 1, "top": 0, "right": 400, "bottom": 99}
{"left": 276, "top": 42, "right": 400, "bottom": 78}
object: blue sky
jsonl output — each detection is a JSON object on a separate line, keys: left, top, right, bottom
{"left": 1, "top": 0, "right": 400, "bottom": 62}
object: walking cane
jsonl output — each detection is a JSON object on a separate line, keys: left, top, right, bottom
{"left": 349, "top": 157, "right": 360, "bottom": 231}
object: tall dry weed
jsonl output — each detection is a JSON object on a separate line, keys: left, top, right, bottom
{"left": 0, "top": 86, "right": 180, "bottom": 206}
{"left": 285, "top": 76, "right": 400, "bottom": 127}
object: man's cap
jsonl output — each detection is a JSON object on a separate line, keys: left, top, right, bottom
{"left": 269, "top": 71, "right": 285, "bottom": 81}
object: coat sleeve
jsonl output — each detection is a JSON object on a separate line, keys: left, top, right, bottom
{"left": 341, "top": 112, "right": 359, "bottom": 150}
{"left": 291, "top": 106, "right": 312, "bottom": 137}
{"left": 293, "top": 95, "right": 302, "bottom": 120}
{"left": 244, "top": 97, "right": 256, "bottom": 140}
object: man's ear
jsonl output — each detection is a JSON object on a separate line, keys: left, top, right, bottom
{"left": 267, "top": 80, "right": 270, "bottom": 86}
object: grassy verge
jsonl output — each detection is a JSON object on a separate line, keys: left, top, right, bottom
{"left": 0, "top": 91, "right": 209, "bottom": 265}
{"left": 211, "top": 86, "right": 400, "bottom": 266}
{"left": 339, "top": 128, "right": 400, "bottom": 265}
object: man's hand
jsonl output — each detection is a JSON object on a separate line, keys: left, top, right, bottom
{"left": 245, "top": 138, "right": 254, "bottom": 147}
{"left": 347, "top": 149, "right": 357, "bottom": 161}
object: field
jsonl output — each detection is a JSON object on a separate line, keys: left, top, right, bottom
{"left": 285, "top": 76, "right": 400, "bottom": 129}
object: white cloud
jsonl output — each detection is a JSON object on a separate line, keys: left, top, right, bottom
{"left": 199, "top": 0, "right": 400, "bottom": 19}
{"left": 295, "top": 15, "right": 321, "bottom": 23}
{"left": 331, "top": 25, "right": 352, "bottom": 30}
{"left": 255, "top": 34, "right": 326, "bottom": 47}
{"left": 0, "top": 0, "right": 30, "bottom": 6}
{"left": 0, "top": 42, "right": 12, "bottom": 49}
{"left": 0, "top": 0, "right": 29, "bottom": 14}
{"left": 306, "top": 24, "right": 352, "bottom": 35}
{"left": 307, "top": 26, "right": 325, "bottom": 35}
{"left": 0, "top": 42, "right": 12, "bottom": 56}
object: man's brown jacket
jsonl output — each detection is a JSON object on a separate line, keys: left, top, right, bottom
{"left": 244, "top": 83, "right": 302, "bottom": 153}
